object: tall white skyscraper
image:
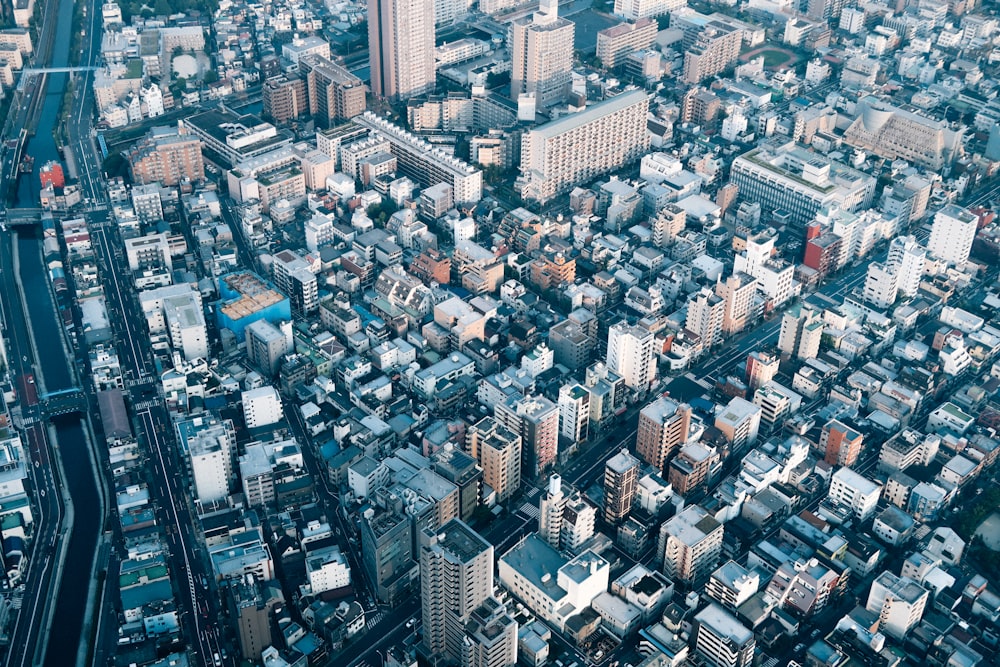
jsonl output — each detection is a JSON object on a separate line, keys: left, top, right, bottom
{"left": 510, "top": 0, "right": 575, "bottom": 108}
{"left": 864, "top": 235, "right": 926, "bottom": 308}
{"left": 539, "top": 474, "right": 565, "bottom": 548}
{"left": 369, "top": 0, "right": 435, "bottom": 100}
{"left": 928, "top": 204, "right": 977, "bottom": 265}
{"left": 606, "top": 323, "right": 656, "bottom": 391}
{"left": 420, "top": 520, "right": 495, "bottom": 664}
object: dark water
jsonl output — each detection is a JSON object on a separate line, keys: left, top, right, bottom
{"left": 18, "top": 228, "right": 101, "bottom": 667}
{"left": 16, "top": 0, "right": 77, "bottom": 206}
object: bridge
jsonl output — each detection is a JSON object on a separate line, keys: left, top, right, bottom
{"left": 2, "top": 208, "right": 46, "bottom": 226}
{"left": 40, "top": 388, "right": 88, "bottom": 418}
{"left": 20, "top": 66, "right": 99, "bottom": 75}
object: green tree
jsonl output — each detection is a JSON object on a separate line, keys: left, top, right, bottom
{"left": 203, "top": 69, "right": 219, "bottom": 84}
{"left": 155, "top": 0, "right": 173, "bottom": 15}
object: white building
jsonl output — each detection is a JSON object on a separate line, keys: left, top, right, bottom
{"left": 866, "top": 571, "right": 928, "bottom": 639}
{"left": 606, "top": 322, "right": 656, "bottom": 391}
{"left": 613, "top": 0, "right": 686, "bottom": 20}
{"left": 163, "top": 291, "right": 209, "bottom": 361}
{"left": 242, "top": 386, "right": 283, "bottom": 428}
{"left": 657, "top": 504, "right": 723, "bottom": 585}
{"left": 928, "top": 204, "right": 977, "bottom": 265}
{"left": 693, "top": 603, "right": 755, "bottom": 667}
{"left": 184, "top": 418, "right": 236, "bottom": 504}
{"left": 306, "top": 544, "right": 351, "bottom": 594}
{"left": 826, "top": 467, "right": 881, "bottom": 522}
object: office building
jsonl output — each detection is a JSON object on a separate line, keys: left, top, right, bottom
{"left": 714, "top": 397, "right": 761, "bottom": 451}
{"left": 164, "top": 291, "right": 209, "bottom": 361}
{"left": 613, "top": 0, "right": 686, "bottom": 20}
{"left": 510, "top": 0, "right": 574, "bottom": 108}
{"left": 245, "top": 320, "right": 291, "bottom": 376}
{"left": 300, "top": 54, "right": 367, "bottom": 127}
{"left": 181, "top": 416, "right": 236, "bottom": 504}
{"left": 228, "top": 577, "right": 284, "bottom": 662}
{"left": 242, "top": 386, "right": 283, "bottom": 429}
{"left": 821, "top": 419, "right": 864, "bottom": 468}
{"left": 730, "top": 142, "right": 877, "bottom": 228}
{"left": 517, "top": 89, "right": 650, "bottom": 203}
{"left": 777, "top": 303, "right": 823, "bottom": 360}
{"left": 596, "top": 18, "right": 658, "bottom": 69}
{"left": 636, "top": 397, "right": 692, "bottom": 471}
{"left": 686, "top": 287, "right": 725, "bottom": 351}
{"left": 271, "top": 249, "right": 319, "bottom": 315}
{"left": 357, "top": 112, "right": 483, "bottom": 204}
{"left": 262, "top": 75, "right": 308, "bottom": 124}
{"left": 606, "top": 322, "right": 656, "bottom": 391}
{"left": 658, "top": 505, "right": 723, "bottom": 585}
{"left": 420, "top": 520, "right": 495, "bottom": 664}
{"left": 866, "top": 572, "right": 928, "bottom": 639}
{"left": 124, "top": 232, "right": 172, "bottom": 273}
{"left": 604, "top": 449, "right": 640, "bottom": 525}
{"left": 462, "top": 598, "right": 519, "bottom": 667}
{"left": 495, "top": 395, "right": 559, "bottom": 479}
{"left": 498, "top": 535, "right": 609, "bottom": 632}
{"left": 467, "top": 417, "right": 522, "bottom": 502}
{"left": 584, "top": 362, "right": 626, "bottom": 432}
{"left": 127, "top": 124, "right": 204, "bottom": 186}
{"left": 368, "top": 0, "right": 435, "bottom": 100}
{"left": 693, "top": 603, "right": 755, "bottom": 667}
{"left": 928, "top": 204, "right": 977, "bottom": 265}
{"left": 361, "top": 507, "right": 415, "bottom": 605}
{"left": 844, "top": 96, "right": 964, "bottom": 172}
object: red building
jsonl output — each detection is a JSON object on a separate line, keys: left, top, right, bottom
{"left": 803, "top": 232, "right": 842, "bottom": 280}
{"left": 39, "top": 161, "right": 65, "bottom": 189}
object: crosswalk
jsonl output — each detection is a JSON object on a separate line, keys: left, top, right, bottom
{"left": 518, "top": 502, "right": 539, "bottom": 519}
{"left": 364, "top": 610, "right": 385, "bottom": 631}
{"left": 133, "top": 399, "right": 160, "bottom": 410}
{"left": 11, "top": 591, "right": 23, "bottom": 610}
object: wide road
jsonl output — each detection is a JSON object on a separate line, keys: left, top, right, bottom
{"left": 91, "top": 219, "right": 222, "bottom": 667}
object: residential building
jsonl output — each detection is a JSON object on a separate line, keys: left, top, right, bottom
{"left": 246, "top": 320, "right": 291, "bottom": 376}
{"left": 679, "top": 17, "right": 743, "bottom": 84}
{"left": 778, "top": 303, "right": 823, "bottom": 360}
{"left": 127, "top": 124, "right": 204, "bottom": 186}
{"left": 462, "top": 598, "right": 519, "bottom": 667}
{"left": 596, "top": 17, "right": 658, "bottom": 69}
{"left": 686, "top": 287, "right": 725, "bottom": 351}
{"left": 420, "top": 520, "right": 495, "bottom": 664}
{"left": 606, "top": 322, "right": 656, "bottom": 391}
{"left": 467, "top": 417, "right": 522, "bottom": 502}
{"left": 242, "top": 386, "right": 283, "bottom": 429}
{"left": 714, "top": 398, "right": 761, "bottom": 452}
{"left": 693, "top": 603, "right": 755, "bottom": 667}
{"left": 827, "top": 467, "right": 881, "bottom": 522}
{"left": 706, "top": 561, "right": 759, "bottom": 611}
{"left": 928, "top": 204, "right": 977, "bottom": 265}
{"left": 866, "top": 572, "right": 928, "bottom": 639}
{"left": 510, "top": 0, "right": 575, "bottom": 108}
{"left": 657, "top": 505, "right": 723, "bottom": 585}
{"left": 613, "top": 0, "right": 686, "bottom": 20}
{"left": 604, "top": 449, "right": 640, "bottom": 525}
{"left": 368, "top": 0, "right": 435, "bottom": 100}
{"left": 495, "top": 395, "right": 559, "bottom": 479}
{"left": 539, "top": 474, "right": 566, "bottom": 549}
{"left": 668, "top": 443, "right": 720, "bottom": 496}
{"left": 262, "top": 75, "right": 308, "bottom": 124}
{"left": 637, "top": 397, "right": 692, "bottom": 471}
{"left": 361, "top": 507, "right": 415, "bottom": 605}
{"left": 271, "top": 249, "right": 319, "bottom": 315}
{"left": 517, "top": 90, "right": 650, "bottom": 203}
{"left": 558, "top": 384, "right": 590, "bottom": 447}
{"left": 300, "top": 54, "right": 367, "bottom": 127}
{"left": 716, "top": 272, "right": 758, "bottom": 336}
{"left": 821, "top": 419, "right": 863, "bottom": 467}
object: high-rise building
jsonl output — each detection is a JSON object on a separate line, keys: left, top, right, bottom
{"left": 462, "top": 597, "right": 519, "bottom": 667}
{"left": 668, "top": 442, "right": 720, "bottom": 496}
{"left": 732, "top": 235, "right": 797, "bottom": 308}
{"left": 467, "top": 417, "right": 522, "bottom": 502}
{"left": 420, "top": 520, "right": 495, "bottom": 664}
{"left": 561, "top": 490, "right": 597, "bottom": 553}
{"left": 606, "top": 322, "right": 656, "bottom": 391}
{"left": 558, "top": 384, "right": 590, "bottom": 446}
{"left": 604, "top": 449, "right": 640, "bottom": 525}
{"left": 928, "top": 204, "right": 977, "bottom": 265}
{"left": 596, "top": 17, "right": 658, "bottom": 69}
{"left": 228, "top": 576, "right": 284, "bottom": 662}
{"left": 510, "top": 0, "right": 574, "bottom": 108}
{"left": 368, "top": 0, "right": 435, "bottom": 100}
{"left": 651, "top": 203, "right": 686, "bottom": 248}
{"left": 636, "top": 397, "right": 692, "bottom": 471}
{"left": 777, "top": 303, "right": 823, "bottom": 360}
{"left": 539, "top": 474, "right": 566, "bottom": 548}
{"left": 584, "top": 362, "right": 626, "bottom": 431}
{"left": 180, "top": 416, "right": 236, "bottom": 504}
{"left": 821, "top": 419, "right": 864, "bottom": 467}
{"left": 613, "top": 0, "right": 686, "bottom": 20}
{"left": 686, "top": 287, "right": 725, "bottom": 351}
{"left": 744, "top": 350, "right": 778, "bottom": 392}
{"left": 658, "top": 504, "right": 723, "bottom": 585}
{"left": 163, "top": 291, "right": 209, "bottom": 362}
{"left": 262, "top": 75, "right": 308, "bottom": 124}
{"left": 245, "top": 320, "right": 291, "bottom": 376}
{"left": 673, "top": 13, "right": 743, "bottom": 84}
{"left": 716, "top": 272, "right": 759, "bottom": 336}
{"left": 517, "top": 90, "right": 650, "bottom": 203}
{"left": 127, "top": 124, "right": 204, "bottom": 186}
{"left": 361, "top": 506, "right": 416, "bottom": 606}
{"left": 271, "top": 249, "right": 319, "bottom": 315}
{"left": 714, "top": 397, "right": 761, "bottom": 452}
{"left": 730, "top": 142, "right": 877, "bottom": 228}
{"left": 706, "top": 561, "right": 759, "bottom": 611}
{"left": 300, "top": 54, "right": 367, "bottom": 127}
{"left": 693, "top": 603, "right": 755, "bottom": 667}
{"left": 495, "top": 395, "right": 559, "bottom": 479}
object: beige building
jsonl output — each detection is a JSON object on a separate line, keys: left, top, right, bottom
{"left": 262, "top": 75, "right": 308, "bottom": 124}
{"left": 127, "top": 124, "right": 204, "bottom": 186}
{"left": 844, "top": 96, "right": 964, "bottom": 172}
{"left": 369, "top": 0, "right": 435, "bottom": 100}
{"left": 597, "top": 18, "right": 658, "bottom": 69}
{"left": 468, "top": 417, "right": 522, "bottom": 502}
{"left": 636, "top": 396, "right": 692, "bottom": 471}
{"left": 510, "top": 0, "right": 575, "bottom": 108}
{"left": 679, "top": 18, "right": 742, "bottom": 84}
{"left": 658, "top": 505, "right": 723, "bottom": 585}
{"left": 518, "top": 89, "right": 650, "bottom": 203}
{"left": 716, "top": 271, "right": 758, "bottom": 336}
{"left": 300, "top": 54, "right": 367, "bottom": 127}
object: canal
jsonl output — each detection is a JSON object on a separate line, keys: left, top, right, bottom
{"left": 14, "top": 0, "right": 104, "bottom": 661}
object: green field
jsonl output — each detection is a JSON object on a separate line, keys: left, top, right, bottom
{"left": 759, "top": 49, "right": 794, "bottom": 68}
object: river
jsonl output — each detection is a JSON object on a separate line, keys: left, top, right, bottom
{"left": 14, "top": 0, "right": 104, "bottom": 661}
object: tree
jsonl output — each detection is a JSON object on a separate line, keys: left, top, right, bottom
{"left": 155, "top": 0, "right": 172, "bottom": 16}
{"left": 203, "top": 69, "right": 219, "bottom": 84}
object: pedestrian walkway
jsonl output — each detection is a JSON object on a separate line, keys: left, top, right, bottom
{"left": 364, "top": 611, "right": 385, "bottom": 631}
